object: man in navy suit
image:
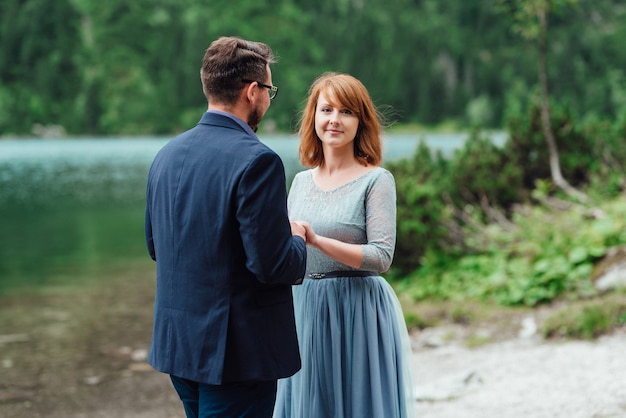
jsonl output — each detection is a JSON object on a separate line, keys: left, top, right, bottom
{"left": 145, "top": 36, "right": 307, "bottom": 417}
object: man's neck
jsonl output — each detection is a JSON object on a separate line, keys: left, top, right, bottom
{"left": 208, "top": 103, "right": 248, "bottom": 125}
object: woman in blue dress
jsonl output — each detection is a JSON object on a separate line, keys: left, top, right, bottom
{"left": 273, "top": 72, "right": 415, "bottom": 418}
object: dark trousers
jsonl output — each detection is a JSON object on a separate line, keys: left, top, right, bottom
{"left": 170, "top": 375, "right": 277, "bottom": 418}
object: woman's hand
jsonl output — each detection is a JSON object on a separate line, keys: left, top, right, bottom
{"left": 290, "top": 221, "right": 306, "bottom": 240}
{"left": 293, "top": 220, "right": 362, "bottom": 268}
{"left": 293, "top": 220, "right": 318, "bottom": 247}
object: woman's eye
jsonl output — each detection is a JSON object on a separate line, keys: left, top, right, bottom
{"left": 341, "top": 109, "right": 353, "bottom": 115}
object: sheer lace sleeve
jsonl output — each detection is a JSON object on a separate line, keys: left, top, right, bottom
{"left": 360, "top": 169, "right": 396, "bottom": 272}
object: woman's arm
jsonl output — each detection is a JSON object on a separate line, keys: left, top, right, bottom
{"left": 361, "top": 170, "right": 396, "bottom": 272}
{"left": 299, "top": 221, "right": 363, "bottom": 269}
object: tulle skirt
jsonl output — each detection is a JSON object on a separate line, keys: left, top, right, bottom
{"left": 273, "top": 275, "right": 415, "bottom": 418}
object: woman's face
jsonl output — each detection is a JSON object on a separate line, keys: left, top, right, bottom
{"left": 314, "top": 91, "right": 359, "bottom": 151}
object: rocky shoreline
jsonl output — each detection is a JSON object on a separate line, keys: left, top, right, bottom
{"left": 1, "top": 265, "right": 624, "bottom": 418}
{"left": 411, "top": 326, "right": 626, "bottom": 417}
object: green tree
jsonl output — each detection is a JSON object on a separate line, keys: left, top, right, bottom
{"left": 0, "top": 0, "right": 82, "bottom": 134}
{"left": 498, "top": 0, "right": 587, "bottom": 202}
{"left": 2, "top": 0, "right": 625, "bottom": 135}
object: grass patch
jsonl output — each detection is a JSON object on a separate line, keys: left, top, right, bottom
{"left": 541, "top": 293, "right": 626, "bottom": 340}
{"left": 399, "top": 287, "right": 626, "bottom": 343}
{"left": 399, "top": 296, "right": 533, "bottom": 341}
{"left": 466, "top": 333, "right": 493, "bottom": 348}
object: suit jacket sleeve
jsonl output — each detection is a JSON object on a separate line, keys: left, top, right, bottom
{"left": 145, "top": 185, "right": 155, "bottom": 261}
{"left": 236, "top": 150, "right": 306, "bottom": 284}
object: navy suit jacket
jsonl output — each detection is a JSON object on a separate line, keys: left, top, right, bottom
{"left": 145, "top": 112, "right": 307, "bottom": 384}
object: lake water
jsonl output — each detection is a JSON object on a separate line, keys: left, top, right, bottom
{"left": 0, "top": 132, "right": 505, "bottom": 293}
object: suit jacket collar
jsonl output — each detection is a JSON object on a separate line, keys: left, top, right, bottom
{"left": 199, "top": 110, "right": 257, "bottom": 138}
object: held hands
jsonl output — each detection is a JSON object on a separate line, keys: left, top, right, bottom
{"left": 292, "top": 220, "right": 361, "bottom": 269}
{"left": 292, "top": 221, "right": 318, "bottom": 248}
{"left": 290, "top": 221, "right": 306, "bottom": 240}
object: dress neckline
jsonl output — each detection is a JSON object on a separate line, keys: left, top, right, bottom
{"left": 308, "top": 167, "right": 381, "bottom": 193}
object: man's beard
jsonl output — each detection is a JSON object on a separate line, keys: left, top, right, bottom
{"left": 247, "top": 106, "right": 262, "bottom": 133}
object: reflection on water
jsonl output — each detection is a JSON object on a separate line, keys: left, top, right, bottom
{"left": 0, "top": 139, "right": 167, "bottom": 208}
{"left": 0, "top": 139, "right": 166, "bottom": 293}
{"left": 0, "top": 133, "right": 504, "bottom": 293}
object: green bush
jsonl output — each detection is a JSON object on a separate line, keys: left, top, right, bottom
{"left": 504, "top": 97, "right": 596, "bottom": 191}
{"left": 447, "top": 130, "right": 525, "bottom": 210}
{"left": 387, "top": 142, "right": 451, "bottom": 275}
{"left": 542, "top": 295, "right": 626, "bottom": 339}
{"left": 388, "top": 102, "right": 626, "bottom": 312}
{"left": 583, "top": 117, "right": 626, "bottom": 198}
{"left": 387, "top": 130, "right": 527, "bottom": 275}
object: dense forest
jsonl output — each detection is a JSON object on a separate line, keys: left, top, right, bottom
{"left": 1, "top": 0, "right": 625, "bottom": 136}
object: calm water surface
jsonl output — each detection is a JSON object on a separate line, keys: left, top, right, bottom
{"left": 0, "top": 133, "right": 504, "bottom": 293}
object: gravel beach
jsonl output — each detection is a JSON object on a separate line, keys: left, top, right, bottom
{"left": 412, "top": 329, "right": 626, "bottom": 418}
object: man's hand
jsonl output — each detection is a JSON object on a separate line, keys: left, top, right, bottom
{"left": 290, "top": 221, "right": 306, "bottom": 240}
{"left": 291, "top": 221, "right": 318, "bottom": 247}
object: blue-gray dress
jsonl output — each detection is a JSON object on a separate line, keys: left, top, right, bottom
{"left": 274, "top": 167, "right": 415, "bottom": 418}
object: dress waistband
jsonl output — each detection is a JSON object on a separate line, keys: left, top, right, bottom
{"left": 307, "top": 270, "right": 377, "bottom": 279}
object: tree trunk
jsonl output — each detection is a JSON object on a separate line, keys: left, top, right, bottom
{"left": 537, "top": 8, "right": 587, "bottom": 203}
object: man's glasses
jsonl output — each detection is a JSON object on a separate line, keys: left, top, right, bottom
{"left": 242, "top": 79, "right": 278, "bottom": 100}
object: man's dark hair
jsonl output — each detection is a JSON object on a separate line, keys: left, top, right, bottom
{"left": 201, "top": 36, "right": 276, "bottom": 105}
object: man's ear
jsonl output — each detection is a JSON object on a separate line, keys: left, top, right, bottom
{"left": 244, "top": 82, "right": 258, "bottom": 104}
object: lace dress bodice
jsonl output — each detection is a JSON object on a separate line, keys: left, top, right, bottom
{"left": 287, "top": 167, "right": 397, "bottom": 275}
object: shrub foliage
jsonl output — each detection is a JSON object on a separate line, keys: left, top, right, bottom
{"left": 387, "top": 101, "right": 626, "bottom": 308}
